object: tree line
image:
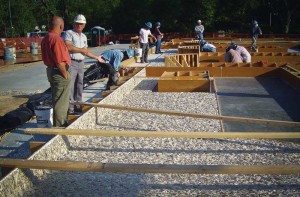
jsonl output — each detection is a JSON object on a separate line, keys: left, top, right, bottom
{"left": 0, "top": 0, "right": 299, "bottom": 38}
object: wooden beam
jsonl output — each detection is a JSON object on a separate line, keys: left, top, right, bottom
{"left": 68, "top": 115, "right": 79, "bottom": 124}
{"left": 1, "top": 159, "right": 299, "bottom": 174}
{"left": 71, "top": 102, "right": 300, "bottom": 126}
{"left": 25, "top": 128, "right": 300, "bottom": 139}
{"left": 92, "top": 98, "right": 103, "bottom": 103}
{"left": 29, "top": 141, "right": 46, "bottom": 154}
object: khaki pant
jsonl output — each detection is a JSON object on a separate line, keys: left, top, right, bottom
{"left": 47, "top": 67, "right": 71, "bottom": 127}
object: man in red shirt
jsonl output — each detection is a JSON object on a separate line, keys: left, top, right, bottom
{"left": 41, "top": 16, "right": 71, "bottom": 127}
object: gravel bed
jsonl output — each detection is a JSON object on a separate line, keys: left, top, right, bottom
{"left": 1, "top": 67, "right": 300, "bottom": 196}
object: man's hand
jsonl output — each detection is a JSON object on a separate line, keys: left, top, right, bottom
{"left": 98, "top": 56, "right": 105, "bottom": 63}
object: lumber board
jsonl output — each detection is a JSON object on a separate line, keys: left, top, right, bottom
{"left": 1, "top": 159, "right": 299, "bottom": 174}
{"left": 72, "top": 102, "right": 300, "bottom": 126}
{"left": 29, "top": 142, "right": 46, "bottom": 154}
{"left": 25, "top": 128, "right": 300, "bottom": 139}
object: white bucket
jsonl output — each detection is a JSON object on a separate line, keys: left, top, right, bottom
{"left": 30, "top": 42, "right": 38, "bottom": 55}
{"left": 134, "top": 48, "right": 142, "bottom": 57}
{"left": 34, "top": 106, "right": 53, "bottom": 128}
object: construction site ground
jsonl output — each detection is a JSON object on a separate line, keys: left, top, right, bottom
{"left": 0, "top": 39, "right": 300, "bottom": 195}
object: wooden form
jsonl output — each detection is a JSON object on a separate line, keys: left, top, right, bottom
{"left": 165, "top": 53, "right": 199, "bottom": 67}
{"left": 146, "top": 63, "right": 287, "bottom": 77}
{"left": 25, "top": 128, "right": 300, "bottom": 139}
{"left": 280, "top": 65, "right": 300, "bottom": 92}
{"left": 121, "top": 57, "right": 136, "bottom": 67}
{"left": 70, "top": 102, "right": 300, "bottom": 126}
{"left": 1, "top": 158, "right": 299, "bottom": 175}
{"left": 178, "top": 45, "right": 288, "bottom": 53}
{"left": 158, "top": 71, "right": 211, "bottom": 92}
{"left": 199, "top": 52, "right": 300, "bottom": 63}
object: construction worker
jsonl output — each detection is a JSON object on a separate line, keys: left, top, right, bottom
{"left": 227, "top": 42, "right": 251, "bottom": 63}
{"left": 154, "top": 22, "right": 164, "bottom": 54}
{"left": 41, "top": 16, "right": 70, "bottom": 127}
{"left": 139, "top": 22, "right": 157, "bottom": 63}
{"left": 98, "top": 49, "right": 134, "bottom": 90}
{"left": 63, "top": 14, "right": 104, "bottom": 115}
{"left": 225, "top": 49, "right": 243, "bottom": 63}
{"left": 200, "top": 40, "right": 216, "bottom": 52}
{"left": 250, "top": 20, "right": 262, "bottom": 51}
{"left": 195, "top": 20, "right": 204, "bottom": 41}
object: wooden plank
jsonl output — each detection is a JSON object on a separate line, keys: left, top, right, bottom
{"left": 92, "top": 98, "right": 103, "bottom": 103}
{"left": 71, "top": 102, "right": 300, "bottom": 126}
{"left": 102, "top": 90, "right": 113, "bottom": 98}
{"left": 145, "top": 66, "right": 282, "bottom": 78}
{"left": 68, "top": 115, "right": 79, "bottom": 124}
{"left": 25, "top": 128, "right": 300, "bottom": 139}
{"left": 29, "top": 141, "right": 46, "bottom": 154}
{"left": 158, "top": 79, "right": 210, "bottom": 92}
{"left": 109, "top": 86, "right": 119, "bottom": 91}
{"left": 1, "top": 159, "right": 299, "bottom": 174}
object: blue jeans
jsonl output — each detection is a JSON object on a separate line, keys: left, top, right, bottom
{"left": 155, "top": 39, "right": 162, "bottom": 53}
{"left": 196, "top": 33, "right": 203, "bottom": 41}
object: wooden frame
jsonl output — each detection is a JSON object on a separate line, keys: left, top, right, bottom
{"left": 158, "top": 70, "right": 211, "bottom": 92}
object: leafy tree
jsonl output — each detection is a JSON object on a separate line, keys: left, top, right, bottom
{"left": 0, "top": 0, "right": 299, "bottom": 37}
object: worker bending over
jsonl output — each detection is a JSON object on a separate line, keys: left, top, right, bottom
{"left": 226, "top": 42, "right": 251, "bottom": 63}
{"left": 200, "top": 40, "right": 216, "bottom": 52}
{"left": 98, "top": 49, "right": 134, "bottom": 90}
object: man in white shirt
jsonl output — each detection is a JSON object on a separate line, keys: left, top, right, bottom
{"left": 195, "top": 20, "right": 204, "bottom": 41}
{"left": 64, "top": 14, "right": 103, "bottom": 114}
{"left": 139, "top": 22, "right": 157, "bottom": 63}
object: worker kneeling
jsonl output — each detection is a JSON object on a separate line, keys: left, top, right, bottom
{"left": 98, "top": 49, "right": 134, "bottom": 90}
{"left": 200, "top": 40, "right": 216, "bottom": 52}
{"left": 225, "top": 42, "right": 251, "bottom": 63}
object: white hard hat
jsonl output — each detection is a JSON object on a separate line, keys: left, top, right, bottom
{"left": 74, "top": 14, "right": 86, "bottom": 24}
{"left": 197, "top": 20, "right": 201, "bottom": 23}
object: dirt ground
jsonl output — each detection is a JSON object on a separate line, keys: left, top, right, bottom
{"left": 0, "top": 62, "right": 41, "bottom": 116}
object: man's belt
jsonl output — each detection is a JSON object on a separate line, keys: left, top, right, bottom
{"left": 71, "top": 59, "right": 83, "bottom": 63}
{"left": 51, "top": 65, "right": 69, "bottom": 71}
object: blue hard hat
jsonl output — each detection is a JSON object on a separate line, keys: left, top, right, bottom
{"left": 145, "top": 22, "right": 152, "bottom": 28}
{"left": 253, "top": 20, "right": 258, "bottom": 25}
{"left": 156, "top": 22, "right": 161, "bottom": 26}
{"left": 125, "top": 49, "right": 134, "bottom": 58}
{"left": 200, "top": 40, "right": 206, "bottom": 45}
{"left": 230, "top": 42, "right": 237, "bottom": 49}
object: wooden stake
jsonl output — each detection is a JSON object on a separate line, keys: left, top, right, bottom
{"left": 25, "top": 128, "right": 300, "bottom": 139}
{"left": 1, "top": 159, "right": 299, "bottom": 174}
{"left": 71, "top": 102, "right": 300, "bottom": 127}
